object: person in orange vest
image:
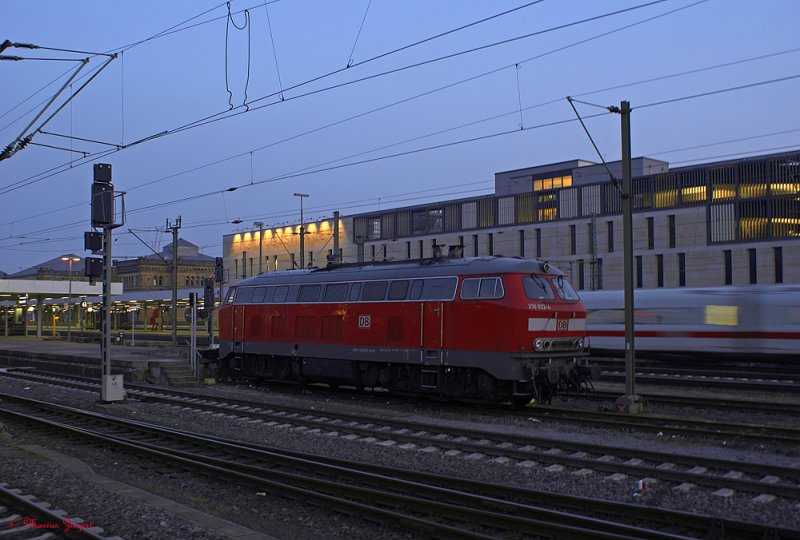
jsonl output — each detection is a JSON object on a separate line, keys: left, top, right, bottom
{"left": 150, "top": 307, "right": 158, "bottom": 332}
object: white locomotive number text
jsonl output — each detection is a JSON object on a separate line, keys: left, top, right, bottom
{"left": 358, "top": 315, "right": 371, "bottom": 329}
{"left": 528, "top": 303, "right": 551, "bottom": 310}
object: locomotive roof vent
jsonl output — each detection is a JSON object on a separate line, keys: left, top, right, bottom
{"left": 431, "top": 244, "right": 464, "bottom": 260}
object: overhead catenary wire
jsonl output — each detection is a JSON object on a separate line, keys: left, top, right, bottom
{"left": 131, "top": 0, "right": 670, "bottom": 146}
{"left": 1, "top": 0, "right": 696, "bottom": 192}
{"left": 566, "top": 96, "right": 622, "bottom": 193}
{"left": 3, "top": 68, "right": 798, "bottom": 248}
{"left": 347, "top": 0, "right": 373, "bottom": 67}
{"left": 225, "top": 2, "right": 251, "bottom": 110}
{"left": 3, "top": 2, "right": 797, "bottom": 254}
{"left": 262, "top": 1, "right": 284, "bottom": 99}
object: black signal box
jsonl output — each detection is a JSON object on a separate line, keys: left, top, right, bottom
{"left": 84, "top": 257, "right": 103, "bottom": 279}
{"left": 84, "top": 231, "right": 103, "bottom": 252}
{"left": 93, "top": 163, "right": 112, "bottom": 183}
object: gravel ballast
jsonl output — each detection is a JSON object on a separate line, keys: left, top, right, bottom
{"left": 0, "top": 376, "right": 798, "bottom": 538}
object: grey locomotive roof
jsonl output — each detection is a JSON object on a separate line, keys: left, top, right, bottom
{"left": 234, "top": 256, "right": 562, "bottom": 287}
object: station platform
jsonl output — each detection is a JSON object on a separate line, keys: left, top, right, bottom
{"left": 0, "top": 337, "right": 202, "bottom": 386}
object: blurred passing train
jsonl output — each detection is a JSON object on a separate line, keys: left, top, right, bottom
{"left": 218, "top": 255, "right": 594, "bottom": 405}
{"left": 581, "top": 285, "right": 800, "bottom": 358}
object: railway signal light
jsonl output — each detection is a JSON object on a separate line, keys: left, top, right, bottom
{"left": 204, "top": 278, "right": 214, "bottom": 310}
{"left": 215, "top": 257, "right": 224, "bottom": 283}
{"left": 84, "top": 257, "right": 103, "bottom": 279}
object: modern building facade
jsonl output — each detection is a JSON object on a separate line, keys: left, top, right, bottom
{"left": 222, "top": 149, "right": 800, "bottom": 289}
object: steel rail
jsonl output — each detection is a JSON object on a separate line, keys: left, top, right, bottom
{"left": 3, "top": 371, "right": 800, "bottom": 497}
{"left": 0, "top": 483, "right": 114, "bottom": 539}
{"left": 0, "top": 393, "right": 705, "bottom": 540}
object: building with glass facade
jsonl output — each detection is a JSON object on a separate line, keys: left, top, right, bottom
{"left": 222, "top": 149, "right": 800, "bottom": 290}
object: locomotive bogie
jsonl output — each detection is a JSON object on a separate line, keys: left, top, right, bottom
{"left": 218, "top": 256, "right": 593, "bottom": 404}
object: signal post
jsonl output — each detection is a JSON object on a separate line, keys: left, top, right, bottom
{"left": 86, "top": 163, "right": 125, "bottom": 402}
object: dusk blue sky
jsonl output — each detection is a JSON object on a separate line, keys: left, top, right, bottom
{"left": 2, "top": 0, "right": 798, "bottom": 273}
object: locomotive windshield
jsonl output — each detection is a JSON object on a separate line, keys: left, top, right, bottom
{"left": 554, "top": 275, "right": 580, "bottom": 301}
{"left": 522, "top": 275, "right": 556, "bottom": 300}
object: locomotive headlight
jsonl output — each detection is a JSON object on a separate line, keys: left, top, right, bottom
{"left": 534, "top": 338, "right": 544, "bottom": 351}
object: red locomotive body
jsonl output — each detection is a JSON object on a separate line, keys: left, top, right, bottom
{"left": 218, "top": 255, "right": 592, "bottom": 404}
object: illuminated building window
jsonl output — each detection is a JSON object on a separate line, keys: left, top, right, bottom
{"left": 368, "top": 217, "right": 381, "bottom": 239}
{"left": 533, "top": 175, "right": 572, "bottom": 192}
{"left": 712, "top": 184, "right": 736, "bottom": 201}
{"left": 739, "top": 183, "right": 767, "bottom": 198}
{"left": 681, "top": 185, "right": 706, "bottom": 203}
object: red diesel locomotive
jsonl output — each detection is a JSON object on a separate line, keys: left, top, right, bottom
{"left": 218, "top": 255, "right": 593, "bottom": 405}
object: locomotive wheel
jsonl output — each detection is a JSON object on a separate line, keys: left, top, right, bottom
{"left": 476, "top": 372, "right": 495, "bottom": 399}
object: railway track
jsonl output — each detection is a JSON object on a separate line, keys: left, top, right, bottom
{"left": 2, "top": 370, "right": 800, "bottom": 503}
{"left": 0, "top": 391, "right": 796, "bottom": 540}
{"left": 0, "top": 482, "right": 117, "bottom": 539}
{"left": 596, "top": 358, "right": 800, "bottom": 392}
{"left": 4, "top": 369, "right": 800, "bottom": 445}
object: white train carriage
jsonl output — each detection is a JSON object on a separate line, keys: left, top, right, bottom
{"left": 582, "top": 286, "right": 800, "bottom": 358}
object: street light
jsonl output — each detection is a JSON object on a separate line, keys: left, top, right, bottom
{"left": 253, "top": 221, "right": 264, "bottom": 274}
{"left": 293, "top": 193, "right": 309, "bottom": 268}
{"left": 60, "top": 254, "right": 81, "bottom": 342}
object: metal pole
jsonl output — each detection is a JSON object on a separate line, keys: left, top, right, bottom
{"left": 102, "top": 225, "right": 112, "bottom": 387}
{"left": 615, "top": 100, "right": 645, "bottom": 414}
{"left": 67, "top": 259, "right": 73, "bottom": 342}
{"left": 190, "top": 293, "right": 197, "bottom": 378}
{"left": 255, "top": 222, "right": 263, "bottom": 274}
{"left": 171, "top": 218, "right": 180, "bottom": 348}
{"left": 333, "top": 211, "right": 340, "bottom": 263}
{"left": 294, "top": 193, "right": 309, "bottom": 269}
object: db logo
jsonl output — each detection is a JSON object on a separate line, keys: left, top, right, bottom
{"left": 556, "top": 320, "right": 568, "bottom": 330}
{"left": 358, "top": 315, "right": 371, "bottom": 329}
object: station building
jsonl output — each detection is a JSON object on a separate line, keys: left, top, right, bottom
{"left": 222, "top": 148, "right": 800, "bottom": 289}
{"left": 0, "top": 238, "right": 216, "bottom": 337}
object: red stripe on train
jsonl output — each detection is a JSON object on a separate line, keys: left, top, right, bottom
{"left": 587, "top": 330, "right": 800, "bottom": 340}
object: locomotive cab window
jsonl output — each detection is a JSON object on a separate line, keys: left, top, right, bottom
{"left": 460, "top": 277, "right": 504, "bottom": 300}
{"left": 523, "top": 275, "right": 556, "bottom": 300}
{"left": 236, "top": 287, "right": 255, "bottom": 304}
{"left": 252, "top": 287, "right": 268, "bottom": 303}
{"left": 554, "top": 276, "right": 580, "bottom": 301}
{"left": 225, "top": 288, "right": 236, "bottom": 304}
{"left": 263, "top": 286, "right": 277, "bottom": 303}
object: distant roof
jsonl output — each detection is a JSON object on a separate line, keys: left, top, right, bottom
{"left": 10, "top": 253, "right": 85, "bottom": 278}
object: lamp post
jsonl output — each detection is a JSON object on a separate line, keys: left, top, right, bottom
{"left": 293, "top": 193, "right": 309, "bottom": 269}
{"left": 253, "top": 221, "right": 264, "bottom": 274}
{"left": 60, "top": 255, "right": 81, "bottom": 342}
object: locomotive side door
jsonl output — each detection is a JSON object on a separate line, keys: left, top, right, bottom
{"left": 232, "top": 304, "right": 245, "bottom": 352}
{"left": 420, "top": 301, "right": 444, "bottom": 364}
